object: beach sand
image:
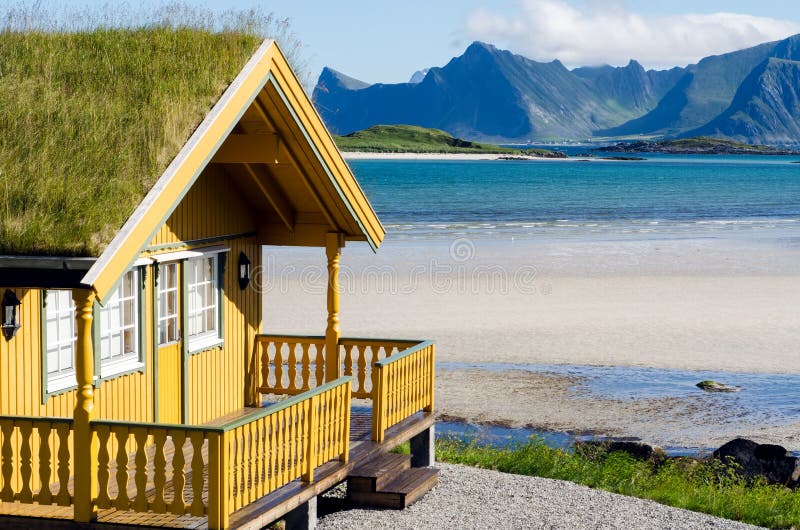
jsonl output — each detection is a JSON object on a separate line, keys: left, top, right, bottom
{"left": 262, "top": 231, "right": 800, "bottom": 449}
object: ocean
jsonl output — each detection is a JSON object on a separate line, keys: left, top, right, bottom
{"left": 348, "top": 155, "right": 800, "bottom": 243}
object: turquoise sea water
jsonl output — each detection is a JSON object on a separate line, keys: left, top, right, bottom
{"left": 348, "top": 155, "right": 800, "bottom": 241}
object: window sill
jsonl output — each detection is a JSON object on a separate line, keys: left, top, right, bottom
{"left": 188, "top": 337, "right": 224, "bottom": 355}
{"left": 46, "top": 373, "right": 77, "bottom": 397}
{"left": 99, "top": 359, "right": 145, "bottom": 382}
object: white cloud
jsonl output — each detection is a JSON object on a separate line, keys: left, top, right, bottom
{"left": 465, "top": 0, "right": 800, "bottom": 69}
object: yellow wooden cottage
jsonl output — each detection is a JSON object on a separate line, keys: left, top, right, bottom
{"left": 0, "top": 33, "right": 436, "bottom": 529}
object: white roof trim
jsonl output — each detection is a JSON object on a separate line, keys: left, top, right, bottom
{"left": 150, "top": 245, "right": 229, "bottom": 263}
{"left": 80, "top": 39, "right": 275, "bottom": 289}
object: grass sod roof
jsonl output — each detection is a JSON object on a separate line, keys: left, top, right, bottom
{"left": 0, "top": 28, "right": 264, "bottom": 257}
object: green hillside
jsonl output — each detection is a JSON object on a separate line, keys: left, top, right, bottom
{"left": 333, "top": 125, "right": 563, "bottom": 157}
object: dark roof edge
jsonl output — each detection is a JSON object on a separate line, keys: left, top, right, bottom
{"left": 0, "top": 256, "right": 96, "bottom": 270}
{"left": 0, "top": 256, "right": 96, "bottom": 289}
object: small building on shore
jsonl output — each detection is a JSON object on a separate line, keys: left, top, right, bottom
{"left": 0, "top": 30, "right": 435, "bottom": 529}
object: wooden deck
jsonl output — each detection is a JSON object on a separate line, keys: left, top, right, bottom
{"left": 0, "top": 407, "right": 434, "bottom": 529}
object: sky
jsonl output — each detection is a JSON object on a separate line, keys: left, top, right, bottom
{"left": 31, "top": 0, "right": 800, "bottom": 85}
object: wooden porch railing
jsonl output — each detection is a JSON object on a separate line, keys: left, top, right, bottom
{"left": 258, "top": 335, "right": 326, "bottom": 395}
{"left": 218, "top": 376, "right": 351, "bottom": 522}
{"left": 339, "top": 338, "right": 418, "bottom": 398}
{"left": 0, "top": 416, "right": 73, "bottom": 506}
{"left": 89, "top": 376, "right": 351, "bottom": 529}
{"left": 371, "top": 341, "right": 435, "bottom": 442}
{"left": 257, "top": 334, "right": 417, "bottom": 397}
{"left": 91, "top": 420, "right": 215, "bottom": 517}
{"left": 257, "top": 334, "right": 435, "bottom": 443}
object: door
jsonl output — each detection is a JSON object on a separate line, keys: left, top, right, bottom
{"left": 156, "top": 262, "right": 182, "bottom": 423}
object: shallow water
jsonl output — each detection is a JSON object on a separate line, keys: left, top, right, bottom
{"left": 439, "top": 362, "right": 800, "bottom": 428}
{"left": 435, "top": 362, "right": 800, "bottom": 456}
{"left": 435, "top": 421, "right": 713, "bottom": 457}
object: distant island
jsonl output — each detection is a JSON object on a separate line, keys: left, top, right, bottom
{"left": 333, "top": 125, "right": 566, "bottom": 158}
{"left": 597, "top": 137, "right": 800, "bottom": 155}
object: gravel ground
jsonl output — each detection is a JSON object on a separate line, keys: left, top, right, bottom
{"left": 316, "top": 463, "right": 762, "bottom": 530}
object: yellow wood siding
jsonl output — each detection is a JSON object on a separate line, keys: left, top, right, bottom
{"left": 1, "top": 167, "right": 261, "bottom": 427}
{"left": 186, "top": 238, "right": 261, "bottom": 425}
{"left": 149, "top": 165, "right": 255, "bottom": 248}
{"left": 148, "top": 167, "right": 261, "bottom": 425}
{"left": 0, "top": 288, "right": 153, "bottom": 422}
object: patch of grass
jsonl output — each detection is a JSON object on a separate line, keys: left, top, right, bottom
{"left": 0, "top": 4, "right": 302, "bottom": 257}
{"left": 333, "top": 124, "right": 560, "bottom": 157}
{"left": 437, "top": 437, "right": 800, "bottom": 528}
{"left": 391, "top": 441, "right": 410, "bottom": 455}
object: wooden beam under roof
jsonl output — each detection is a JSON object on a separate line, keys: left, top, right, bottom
{"left": 251, "top": 95, "right": 339, "bottom": 232}
{"left": 257, "top": 222, "right": 331, "bottom": 246}
{"left": 241, "top": 163, "right": 295, "bottom": 232}
{"left": 211, "top": 133, "right": 284, "bottom": 164}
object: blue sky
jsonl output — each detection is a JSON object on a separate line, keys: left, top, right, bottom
{"left": 39, "top": 1, "right": 800, "bottom": 85}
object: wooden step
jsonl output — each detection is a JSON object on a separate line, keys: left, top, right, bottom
{"left": 348, "top": 452, "right": 411, "bottom": 493}
{"left": 349, "top": 467, "right": 439, "bottom": 509}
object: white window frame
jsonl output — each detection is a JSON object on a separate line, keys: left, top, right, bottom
{"left": 44, "top": 290, "right": 77, "bottom": 393}
{"left": 186, "top": 253, "right": 224, "bottom": 353}
{"left": 158, "top": 262, "right": 181, "bottom": 346}
{"left": 98, "top": 269, "right": 143, "bottom": 378}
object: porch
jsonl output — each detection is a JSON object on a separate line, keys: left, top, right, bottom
{"left": 0, "top": 337, "right": 435, "bottom": 529}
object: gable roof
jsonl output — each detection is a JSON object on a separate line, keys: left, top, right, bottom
{"left": 0, "top": 30, "right": 384, "bottom": 299}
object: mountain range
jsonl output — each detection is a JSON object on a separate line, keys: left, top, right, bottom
{"left": 312, "top": 35, "right": 800, "bottom": 145}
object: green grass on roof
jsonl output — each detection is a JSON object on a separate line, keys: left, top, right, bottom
{"left": 0, "top": 27, "right": 263, "bottom": 256}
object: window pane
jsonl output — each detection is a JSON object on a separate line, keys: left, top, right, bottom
{"left": 205, "top": 308, "right": 215, "bottom": 332}
{"left": 60, "top": 347, "right": 72, "bottom": 372}
{"left": 47, "top": 350, "right": 58, "bottom": 373}
{"left": 123, "top": 274, "right": 133, "bottom": 297}
{"left": 167, "top": 291, "right": 176, "bottom": 317}
{"left": 123, "top": 329, "right": 134, "bottom": 355}
{"left": 58, "top": 315, "right": 71, "bottom": 342}
{"left": 123, "top": 299, "right": 133, "bottom": 327}
{"left": 47, "top": 319, "right": 57, "bottom": 343}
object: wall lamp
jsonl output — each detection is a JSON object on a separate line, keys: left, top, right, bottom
{"left": 2, "top": 289, "right": 21, "bottom": 341}
{"left": 238, "top": 252, "right": 251, "bottom": 290}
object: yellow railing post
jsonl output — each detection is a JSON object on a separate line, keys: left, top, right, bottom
{"left": 341, "top": 380, "right": 351, "bottom": 463}
{"left": 425, "top": 344, "right": 435, "bottom": 412}
{"left": 207, "top": 431, "right": 228, "bottom": 530}
{"left": 324, "top": 233, "right": 343, "bottom": 382}
{"left": 371, "top": 365, "right": 387, "bottom": 442}
{"left": 245, "top": 336, "right": 261, "bottom": 407}
{"left": 302, "top": 394, "right": 319, "bottom": 483}
{"left": 72, "top": 289, "right": 98, "bottom": 522}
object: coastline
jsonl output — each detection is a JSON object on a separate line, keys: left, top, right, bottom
{"left": 341, "top": 151, "right": 569, "bottom": 161}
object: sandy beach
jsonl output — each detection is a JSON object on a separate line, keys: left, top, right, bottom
{"left": 262, "top": 228, "right": 800, "bottom": 450}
